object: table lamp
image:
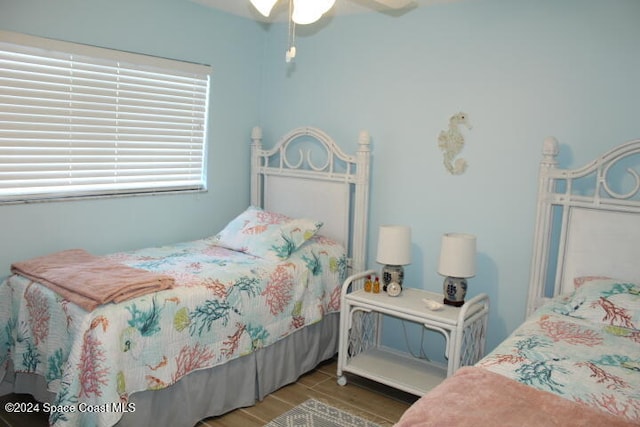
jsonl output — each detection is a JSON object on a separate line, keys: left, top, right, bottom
{"left": 376, "top": 225, "right": 411, "bottom": 292}
{"left": 438, "top": 233, "right": 476, "bottom": 306}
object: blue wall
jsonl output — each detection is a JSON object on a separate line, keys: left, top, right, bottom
{"left": 1, "top": 0, "right": 639, "bottom": 356}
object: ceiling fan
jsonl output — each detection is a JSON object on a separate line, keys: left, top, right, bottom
{"left": 250, "top": 0, "right": 413, "bottom": 25}
{"left": 250, "top": 0, "right": 413, "bottom": 62}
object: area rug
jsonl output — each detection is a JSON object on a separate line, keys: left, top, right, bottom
{"left": 264, "top": 398, "right": 383, "bottom": 427}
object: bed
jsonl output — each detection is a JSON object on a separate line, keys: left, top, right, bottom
{"left": 0, "top": 126, "right": 372, "bottom": 427}
{"left": 395, "top": 137, "right": 640, "bottom": 426}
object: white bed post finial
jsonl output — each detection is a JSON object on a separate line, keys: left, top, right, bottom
{"left": 352, "top": 130, "right": 371, "bottom": 274}
{"left": 251, "top": 126, "right": 263, "bottom": 143}
{"left": 358, "top": 130, "right": 371, "bottom": 150}
{"left": 250, "top": 126, "right": 264, "bottom": 207}
{"left": 526, "top": 136, "right": 560, "bottom": 316}
{"left": 542, "top": 137, "right": 559, "bottom": 166}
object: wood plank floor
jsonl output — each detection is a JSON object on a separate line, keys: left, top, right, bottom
{"left": 1, "top": 357, "right": 418, "bottom": 427}
{"left": 199, "top": 357, "right": 418, "bottom": 427}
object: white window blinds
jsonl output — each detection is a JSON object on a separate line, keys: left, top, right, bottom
{"left": 0, "top": 31, "right": 211, "bottom": 203}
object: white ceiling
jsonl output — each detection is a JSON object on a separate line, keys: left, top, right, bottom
{"left": 190, "top": 0, "right": 454, "bottom": 23}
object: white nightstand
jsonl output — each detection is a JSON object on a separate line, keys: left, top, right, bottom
{"left": 336, "top": 270, "right": 489, "bottom": 396}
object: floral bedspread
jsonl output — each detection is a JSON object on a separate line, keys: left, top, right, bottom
{"left": 0, "top": 235, "right": 347, "bottom": 427}
{"left": 478, "top": 277, "right": 640, "bottom": 423}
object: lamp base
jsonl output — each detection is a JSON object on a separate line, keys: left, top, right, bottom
{"left": 443, "top": 276, "right": 467, "bottom": 307}
{"left": 381, "top": 264, "right": 404, "bottom": 292}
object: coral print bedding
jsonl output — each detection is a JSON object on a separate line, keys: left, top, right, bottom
{"left": 477, "top": 277, "right": 640, "bottom": 423}
{"left": 0, "top": 215, "right": 347, "bottom": 427}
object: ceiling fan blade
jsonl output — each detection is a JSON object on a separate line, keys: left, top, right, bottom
{"left": 250, "top": 0, "right": 279, "bottom": 17}
{"left": 368, "top": 0, "right": 414, "bottom": 8}
{"left": 292, "top": 0, "right": 336, "bottom": 24}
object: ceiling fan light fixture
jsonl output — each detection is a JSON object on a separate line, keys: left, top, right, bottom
{"left": 250, "top": 0, "right": 278, "bottom": 17}
{"left": 292, "top": 0, "right": 336, "bottom": 24}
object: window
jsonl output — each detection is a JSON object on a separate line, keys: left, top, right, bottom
{"left": 0, "top": 31, "right": 211, "bottom": 203}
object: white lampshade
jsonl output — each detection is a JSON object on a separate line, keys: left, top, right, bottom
{"left": 376, "top": 225, "right": 412, "bottom": 266}
{"left": 438, "top": 233, "right": 476, "bottom": 278}
{"left": 292, "top": 0, "right": 336, "bottom": 24}
{"left": 250, "top": 0, "right": 278, "bottom": 17}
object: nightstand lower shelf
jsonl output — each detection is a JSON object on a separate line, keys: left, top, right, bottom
{"left": 338, "top": 346, "right": 447, "bottom": 396}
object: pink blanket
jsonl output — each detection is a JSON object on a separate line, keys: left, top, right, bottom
{"left": 394, "top": 367, "right": 637, "bottom": 427}
{"left": 11, "top": 249, "right": 174, "bottom": 311}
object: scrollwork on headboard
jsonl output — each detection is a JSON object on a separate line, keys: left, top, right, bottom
{"left": 599, "top": 153, "right": 640, "bottom": 200}
{"left": 555, "top": 140, "right": 640, "bottom": 203}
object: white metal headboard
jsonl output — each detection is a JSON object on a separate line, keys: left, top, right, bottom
{"left": 250, "top": 126, "right": 371, "bottom": 274}
{"left": 527, "top": 137, "right": 640, "bottom": 316}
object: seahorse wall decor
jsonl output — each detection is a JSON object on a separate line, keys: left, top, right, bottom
{"left": 438, "top": 112, "right": 472, "bottom": 175}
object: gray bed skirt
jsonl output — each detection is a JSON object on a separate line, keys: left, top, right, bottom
{"left": 0, "top": 312, "right": 340, "bottom": 427}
